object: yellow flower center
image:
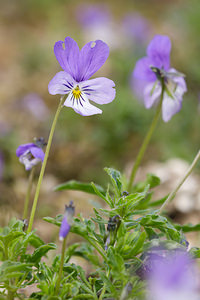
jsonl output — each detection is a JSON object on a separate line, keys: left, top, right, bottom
{"left": 72, "top": 85, "right": 81, "bottom": 99}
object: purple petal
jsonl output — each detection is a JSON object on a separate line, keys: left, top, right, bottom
{"left": 80, "top": 77, "right": 115, "bottom": 104}
{"left": 133, "top": 57, "right": 156, "bottom": 82}
{"left": 143, "top": 81, "right": 162, "bottom": 108}
{"left": 148, "top": 251, "right": 198, "bottom": 300}
{"left": 48, "top": 71, "right": 76, "bottom": 95}
{"left": 16, "top": 143, "right": 36, "bottom": 157}
{"left": 64, "top": 92, "right": 102, "bottom": 116}
{"left": 147, "top": 35, "right": 171, "bottom": 70}
{"left": 54, "top": 37, "right": 80, "bottom": 80}
{"left": 59, "top": 216, "right": 71, "bottom": 241}
{"left": 78, "top": 40, "right": 109, "bottom": 81}
{"left": 30, "top": 147, "right": 45, "bottom": 161}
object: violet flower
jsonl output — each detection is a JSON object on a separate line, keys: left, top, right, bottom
{"left": 147, "top": 250, "right": 199, "bottom": 300}
{"left": 132, "top": 35, "right": 187, "bottom": 122}
{"left": 48, "top": 37, "right": 116, "bottom": 116}
{"left": 16, "top": 138, "right": 45, "bottom": 171}
{"left": 59, "top": 202, "right": 75, "bottom": 241}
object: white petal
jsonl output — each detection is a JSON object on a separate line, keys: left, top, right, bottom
{"left": 64, "top": 91, "right": 102, "bottom": 116}
{"left": 143, "top": 81, "right": 162, "bottom": 108}
{"left": 162, "top": 93, "right": 182, "bottom": 122}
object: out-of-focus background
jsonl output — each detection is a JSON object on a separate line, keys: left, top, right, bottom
{"left": 0, "top": 0, "right": 200, "bottom": 245}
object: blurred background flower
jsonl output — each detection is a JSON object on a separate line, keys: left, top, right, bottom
{"left": 147, "top": 250, "right": 199, "bottom": 300}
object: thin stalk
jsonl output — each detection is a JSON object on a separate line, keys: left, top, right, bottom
{"left": 127, "top": 87, "right": 164, "bottom": 192}
{"left": 23, "top": 167, "right": 35, "bottom": 220}
{"left": 27, "top": 96, "right": 65, "bottom": 233}
{"left": 55, "top": 237, "right": 67, "bottom": 295}
{"left": 159, "top": 149, "right": 200, "bottom": 214}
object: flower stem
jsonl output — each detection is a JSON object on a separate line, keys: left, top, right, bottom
{"left": 8, "top": 290, "right": 14, "bottom": 300}
{"left": 159, "top": 149, "right": 200, "bottom": 214}
{"left": 55, "top": 237, "right": 67, "bottom": 295}
{"left": 127, "top": 88, "right": 164, "bottom": 192}
{"left": 27, "top": 96, "right": 65, "bottom": 233}
{"left": 23, "top": 167, "right": 35, "bottom": 220}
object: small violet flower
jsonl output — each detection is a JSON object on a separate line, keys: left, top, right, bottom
{"left": 16, "top": 138, "right": 45, "bottom": 171}
{"left": 132, "top": 35, "right": 187, "bottom": 122}
{"left": 48, "top": 37, "right": 116, "bottom": 116}
{"left": 147, "top": 250, "right": 199, "bottom": 300}
{"left": 59, "top": 201, "right": 75, "bottom": 241}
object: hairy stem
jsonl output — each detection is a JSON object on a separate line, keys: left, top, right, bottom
{"left": 27, "top": 96, "right": 65, "bottom": 233}
{"left": 23, "top": 167, "right": 35, "bottom": 220}
{"left": 55, "top": 237, "right": 67, "bottom": 295}
{"left": 127, "top": 88, "right": 164, "bottom": 192}
{"left": 159, "top": 149, "right": 200, "bottom": 214}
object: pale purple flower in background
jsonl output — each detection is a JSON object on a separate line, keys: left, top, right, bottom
{"left": 147, "top": 250, "right": 199, "bottom": 300}
{"left": 76, "top": 4, "right": 120, "bottom": 50}
{"left": 77, "top": 4, "right": 110, "bottom": 27}
{"left": 21, "top": 93, "right": 49, "bottom": 121}
{"left": 123, "top": 13, "right": 151, "bottom": 45}
{"left": 59, "top": 201, "right": 75, "bottom": 241}
{"left": 0, "top": 121, "right": 12, "bottom": 137}
{"left": 16, "top": 139, "right": 45, "bottom": 171}
{"left": 48, "top": 37, "right": 116, "bottom": 116}
{"left": 0, "top": 151, "right": 4, "bottom": 181}
{"left": 132, "top": 35, "right": 187, "bottom": 122}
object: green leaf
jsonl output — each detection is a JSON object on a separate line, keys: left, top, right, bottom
{"left": 107, "top": 246, "right": 125, "bottom": 274}
{"left": 175, "top": 223, "right": 200, "bottom": 233}
{"left": 104, "top": 168, "right": 122, "bottom": 195}
{"left": 189, "top": 247, "right": 200, "bottom": 258}
{"left": 146, "top": 173, "right": 160, "bottom": 188}
{"left": 124, "top": 231, "right": 146, "bottom": 258}
{"left": 43, "top": 215, "right": 62, "bottom": 227}
{"left": 30, "top": 243, "right": 57, "bottom": 264}
{"left": 54, "top": 180, "right": 106, "bottom": 196}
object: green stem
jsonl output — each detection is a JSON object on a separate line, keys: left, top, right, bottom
{"left": 8, "top": 290, "right": 14, "bottom": 300}
{"left": 99, "top": 270, "right": 110, "bottom": 300}
{"left": 23, "top": 167, "right": 35, "bottom": 220}
{"left": 83, "top": 235, "right": 107, "bottom": 262}
{"left": 159, "top": 149, "right": 200, "bottom": 214}
{"left": 55, "top": 237, "right": 67, "bottom": 295}
{"left": 27, "top": 96, "right": 65, "bottom": 233}
{"left": 127, "top": 88, "right": 164, "bottom": 192}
